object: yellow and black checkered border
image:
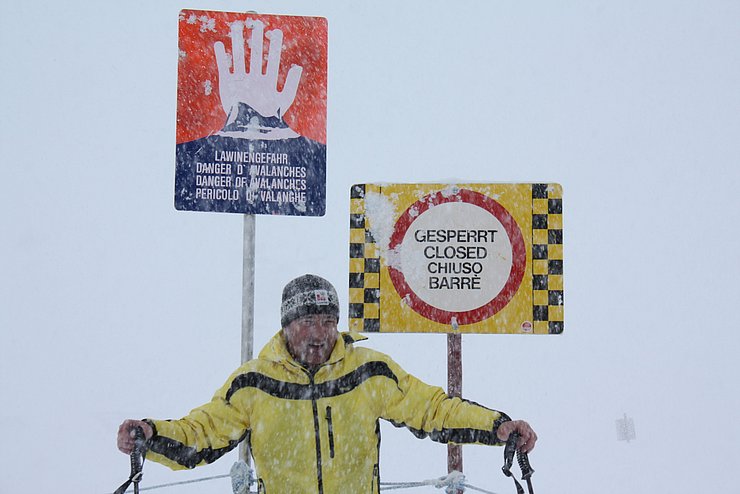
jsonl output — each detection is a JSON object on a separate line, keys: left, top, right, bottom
{"left": 348, "top": 184, "right": 382, "bottom": 332}
{"left": 531, "top": 183, "right": 564, "bottom": 334}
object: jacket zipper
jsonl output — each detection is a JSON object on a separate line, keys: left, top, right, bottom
{"left": 307, "top": 371, "right": 324, "bottom": 494}
{"left": 326, "top": 406, "right": 335, "bottom": 459}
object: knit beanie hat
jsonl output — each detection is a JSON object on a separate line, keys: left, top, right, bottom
{"left": 280, "top": 274, "right": 340, "bottom": 328}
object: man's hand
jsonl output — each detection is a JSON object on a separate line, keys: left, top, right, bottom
{"left": 117, "top": 419, "right": 154, "bottom": 454}
{"left": 496, "top": 420, "right": 538, "bottom": 453}
{"left": 214, "top": 19, "right": 303, "bottom": 120}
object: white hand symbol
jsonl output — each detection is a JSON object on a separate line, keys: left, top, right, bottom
{"left": 214, "top": 19, "right": 303, "bottom": 124}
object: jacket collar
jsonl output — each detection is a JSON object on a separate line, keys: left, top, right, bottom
{"left": 260, "top": 329, "right": 368, "bottom": 370}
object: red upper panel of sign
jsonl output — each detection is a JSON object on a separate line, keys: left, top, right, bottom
{"left": 177, "top": 10, "right": 327, "bottom": 145}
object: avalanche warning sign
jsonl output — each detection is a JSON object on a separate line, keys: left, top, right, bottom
{"left": 174, "top": 10, "right": 327, "bottom": 216}
{"left": 348, "top": 183, "right": 564, "bottom": 334}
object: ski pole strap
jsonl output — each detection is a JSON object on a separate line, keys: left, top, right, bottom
{"left": 502, "top": 432, "right": 535, "bottom": 494}
{"left": 113, "top": 426, "right": 147, "bottom": 494}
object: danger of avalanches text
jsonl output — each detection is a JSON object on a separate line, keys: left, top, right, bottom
{"left": 413, "top": 228, "right": 498, "bottom": 290}
{"left": 194, "top": 151, "right": 307, "bottom": 203}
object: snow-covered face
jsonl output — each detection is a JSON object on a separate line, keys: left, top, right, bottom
{"left": 283, "top": 314, "right": 339, "bottom": 367}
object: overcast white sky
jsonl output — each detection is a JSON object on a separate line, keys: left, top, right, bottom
{"left": 1, "top": 1, "right": 739, "bottom": 493}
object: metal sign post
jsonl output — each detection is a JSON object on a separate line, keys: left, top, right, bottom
{"left": 239, "top": 213, "right": 256, "bottom": 464}
{"left": 447, "top": 332, "right": 463, "bottom": 485}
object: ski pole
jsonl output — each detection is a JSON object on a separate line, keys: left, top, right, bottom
{"left": 113, "top": 426, "right": 147, "bottom": 494}
{"left": 501, "top": 432, "right": 535, "bottom": 494}
{"left": 517, "top": 446, "right": 534, "bottom": 494}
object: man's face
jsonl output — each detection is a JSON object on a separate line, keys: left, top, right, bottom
{"left": 283, "top": 314, "right": 339, "bottom": 367}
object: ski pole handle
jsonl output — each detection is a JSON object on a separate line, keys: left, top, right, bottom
{"left": 517, "top": 450, "right": 534, "bottom": 480}
{"left": 131, "top": 427, "right": 147, "bottom": 493}
{"left": 501, "top": 430, "right": 535, "bottom": 494}
{"left": 502, "top": 431, "right": 519, "bottom": 476}
{"left": 132, "top": 426, "right": 147, "bottom": 453}
{"left": 113, "top": 427, "right": 147, "bottom": 494}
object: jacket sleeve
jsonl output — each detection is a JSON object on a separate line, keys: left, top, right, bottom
{"left": 145, "top": 368, "right": 251, "bottom": 470}
{"left": 380, "top": 356, "right": 510, "bottom": 446}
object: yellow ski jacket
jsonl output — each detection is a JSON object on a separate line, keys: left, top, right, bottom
{"left": 146, "top": 331, "right": 510, "bottom": 493}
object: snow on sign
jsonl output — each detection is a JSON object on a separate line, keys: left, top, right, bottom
{"left": 174, "top": 10, "right": 327, "bottom": 216}
{"left": 348, "top": 183, "right": 564, "bottom": 334}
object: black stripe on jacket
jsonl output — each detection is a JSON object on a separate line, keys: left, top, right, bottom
{"left": 148, "top": 430, "right": 248, "bottom": 469}
{"left": 224, "top": 361, "right": 399, "bottom": 402}
{"left": 388, "top": 401, "right": 511, "bottom": 446}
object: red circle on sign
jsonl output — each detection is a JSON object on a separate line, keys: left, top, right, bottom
{"left": 388, "top": 189, "right": 526, "bottom": 326}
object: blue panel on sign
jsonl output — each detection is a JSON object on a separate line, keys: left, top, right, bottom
{"left": 175, "top": 135, "right": 326, "bottom": 216}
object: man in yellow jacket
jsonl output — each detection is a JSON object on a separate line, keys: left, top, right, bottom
{"left": 118, "top": 274, "right": 537, "bottom": 493}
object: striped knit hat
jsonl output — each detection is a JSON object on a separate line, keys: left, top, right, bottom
{"left": 280, "top": 274, "right": 340, "bottom": 328}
